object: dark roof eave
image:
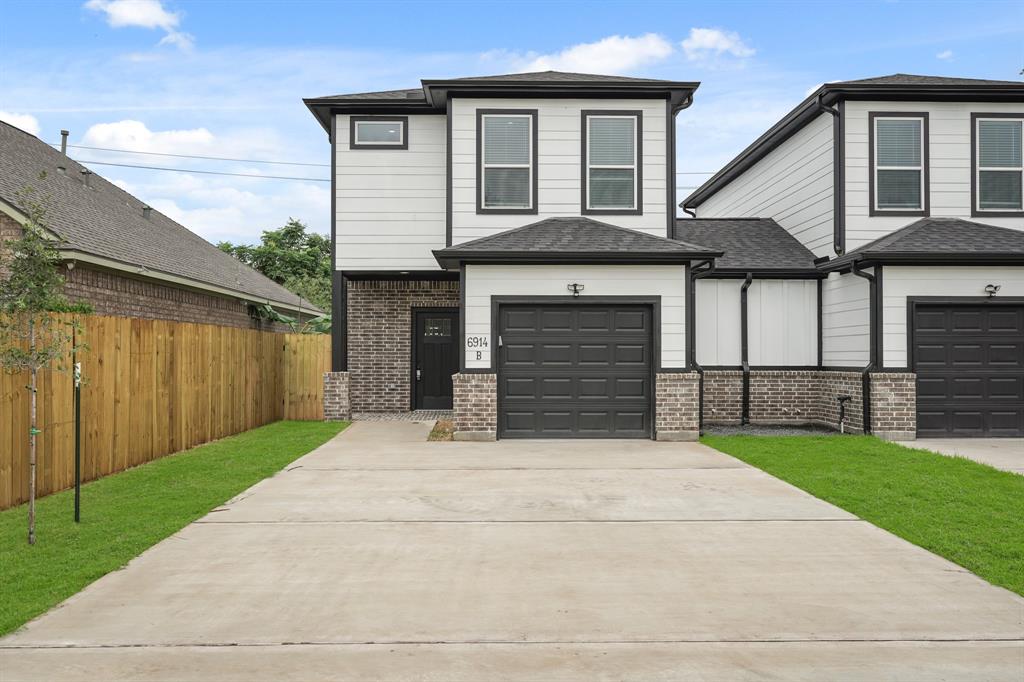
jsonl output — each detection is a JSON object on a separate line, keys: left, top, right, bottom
{"left": 421, "top": 79, "right": 700, "bottom": 107}
{"left": 683, "top": 81, "right": 1024, "bottom": 209}
{"left": 433, "top": 249, "right": 721, "bottom": 270}
{"left": 819, "top": 251, "right": 1024, "bottom": 272}
{"left": 303, "top": 97, "right": 439, "bottom": 134}
{"left": 708, "top": 267, "right": 825, "bottom": 279}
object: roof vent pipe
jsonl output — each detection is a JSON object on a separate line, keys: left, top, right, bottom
{"left": 142, "top": 205, "right": 152, "bottom": 219}
{"left": 60, "top": 130, "right": 69, "bottom": 155}
{"left": 56, "top": 165, "right": 66, "bottom": 176}
{"left": 80, "top": 169, "right": 92, "bottom": 188}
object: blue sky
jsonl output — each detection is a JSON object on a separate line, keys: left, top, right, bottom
{"left": 1, "top": 0, "right": 1021, "bottom": 244}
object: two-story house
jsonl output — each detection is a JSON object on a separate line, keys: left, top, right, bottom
{"left": 306, "top": 71, "right": 1023, "bottom": 441}
{"left": 682, "top": 74, "right": 1024, "bottom": 439}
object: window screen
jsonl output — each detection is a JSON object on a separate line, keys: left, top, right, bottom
{"left": 874, "top": 117, "right": 924, "bottom": 211}
{"left": 586, "top": 116, "right": 637, "bottom": 210}
{"left": 481, "top": 115, "right": 532, "bottom": 209}
{"left": 977, "top": 118, "right": 1023, "bottom": 211}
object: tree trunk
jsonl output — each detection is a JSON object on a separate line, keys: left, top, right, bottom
{"left": 28, "top": 319, "right": 37, "bottom": 546}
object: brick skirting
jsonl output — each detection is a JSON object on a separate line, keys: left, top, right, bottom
{"left": 655, "top": 372, "right": 701, "bottom": 440}
{"left": 323, "top": 371, "right": 351, "bottom": 421}
{"left": 869, "top": 372, "right": 917, "bottom": 440}
{"left": 452, "top": 372, "right": 497, "bottom": 440}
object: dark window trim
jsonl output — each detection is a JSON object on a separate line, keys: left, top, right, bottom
{"left": 868, "top": 111, "right": 930, "bottom": 217}
{"left": 971, "top": 112, "right": 1024, "bottom": 218}
{"left": 476, "top": 108, "right": 539, "bottom": 215}
{"left": 409, "top": 306, "right": 460, "bottom": 411}
{"left": 906, "top": 296, "right": 1024, "bottom": 370}
{"left": 445, "top": 95, "right": 453, "bottom": 245}
{"left": 349, "top": 115, "right": 409, "bottom": 150}
{"left": 581, "top": 109, "right": 644, "bottom": 216}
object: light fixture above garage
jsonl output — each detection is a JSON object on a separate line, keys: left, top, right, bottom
{"left": 985, "top": 284, "right": 1001, "bottom": 297}
{"left": 567, "top": 283, "right": 585, "bottom": 297}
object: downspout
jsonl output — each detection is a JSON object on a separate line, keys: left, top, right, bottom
{"left": 816, "top": 93, "right": 845, "bottom": 256}
{"left": 851, "top": 261, "right": 875, "bottom": 434}
{"left": 740, "top": 272, "right": 753, "bottom": 425}
{"left": 688, "top": 259, "right": 716, "bottom": 435}
{"left": 682, "top": 206, "right": 697, "bottom": 218}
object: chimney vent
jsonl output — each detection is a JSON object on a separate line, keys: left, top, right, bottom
{"left": 142, "top": 205, "right": 152, "bottom": 219}
{"left": 57, "top": 165, "right": 66, "bottom": 175}
{"left": 80, "top": 169, "right": 92, "bottom": 187}
{"left": 60, "top": 130, "right": 69, "bottom": 155}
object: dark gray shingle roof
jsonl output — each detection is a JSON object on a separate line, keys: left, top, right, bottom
{"left": 836, "top": 73, "right": 1023, "bottom": 86}
{"left": 447, "top": 70, "right": 681, "bottom": 84}
{"left": 0, "top": 122, "right": 320, "bottom": 312}
{"left": 673, "top": 218, "right": 818, "bottom": 272}
{"left": 434, "top": 217, "right": 718, "bottom": 267}
{"left": 313, "top": 87, "right": 426, "bottom": 102}
{"left": 828, "top": 217, "right": 1024, "bottom": 267}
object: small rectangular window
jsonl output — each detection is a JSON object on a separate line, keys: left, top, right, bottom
{"left": 350, "top": 117, "right": 407, "bottom": 149}
{"left": 479, "top": 112, "right": 535, "bottom": 211}
{"left": 583, "top": 111, "right": 642, "bottom": 214}
{"left": 976, "top": 117, "right": 1023, "bottom": 213}
{"left": 872, "top": 115, "right": 926, "bottom": 212}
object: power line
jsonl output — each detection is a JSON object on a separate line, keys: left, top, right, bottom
{"left": 51, "top": 143, "right": 329, "bottom": 168}
{"left": 75, "top": 159, "right": 330, "bottom": 182}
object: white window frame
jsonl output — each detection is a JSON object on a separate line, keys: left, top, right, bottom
{"left": 975, "top": 115, "right": 1024, "bottom": 214}
{"left": 872, "top": 114, "right": 926, "bottom": 213}
{"left": 584, "top": 114, "right": 639, "bottom": 212}
{"left": 352, "top": 118, "right": 406, "bottom": 148}
{"left": 480, "top": 113, "right": 534, "bottom": 211}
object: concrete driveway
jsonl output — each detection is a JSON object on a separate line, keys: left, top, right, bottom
{"left": 905, "top": 438, "right": 1024, "bottom": 474}
{"left": 2, "top": 422, "right": 1022, "bottom": 681}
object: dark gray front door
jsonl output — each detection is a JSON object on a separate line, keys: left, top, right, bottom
{"left": 414, "top": 310, "right": 459, "bottom": 410}
{"left": 913, "top": 302, "right": 1024, "bottom": 437}
{"left": 498, "top": 304, "right": 653, "bottom": 439}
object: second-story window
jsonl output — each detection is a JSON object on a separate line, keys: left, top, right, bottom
{"left": 479, "top": 111, "right": 537, "bottom": 212}
{"left": 975, "top": 116, "right": 1023, "bottom": 214}
{"left": 350, "top": 117, "right": 408, "bottom": 149}
{"left": 870, "top": 113, "right": 928, "bottom": 215}
{"left": 583, "top": 111, "right": 642, "bottom": 214}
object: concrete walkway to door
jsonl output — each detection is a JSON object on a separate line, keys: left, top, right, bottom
{"left": 2, "top": 422, "right": 1022, "bottom": 681}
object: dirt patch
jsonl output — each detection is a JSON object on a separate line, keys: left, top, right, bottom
{"left": 428, "top": 419, "right": 454, "bottom": 441}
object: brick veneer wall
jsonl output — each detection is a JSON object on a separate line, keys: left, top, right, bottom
{"left": 818, "top": 371, "right": 865, "bottom": 433}
{"left": 702, "top": 370, "right": 742, "bottom": 424}
{"left": 869, "top": 372, "right": 917, "bottom": 440}
{"left": 452, "top": 372, "right": 497, "bottom": 440}
{"left": 655, "top": 372, "right": 700, "bottom": 441}
{"left": 323, "top": 371, "right": 351, "bottom": 421}
{"left": 347, "top": 278, "right": 460, "bottom": 412}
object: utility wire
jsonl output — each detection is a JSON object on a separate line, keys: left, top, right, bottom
{"left": 51, "top": 143, "right": 330, "bottom": 167}
{"left": 75, "top": 159, "right": 330, "bottom": 182}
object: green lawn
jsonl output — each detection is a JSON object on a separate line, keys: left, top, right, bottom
{"left": 0, "top": 420, "right": 348, "bottom": 636}
{"left": 701, "top": 435, "right": 1024, "bottom": 597}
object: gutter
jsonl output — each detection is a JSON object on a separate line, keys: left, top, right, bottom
{"left": 816, "top": 94, "right": 845, "bottom": 256}
{"left": 740, "top": 272, "right": 753, "bottom": 425}
{"left": 851, "top": 261, "right": 877, "bottom": 434}
{"left": 688, "top": 259, "right": 717, "bottom": 435}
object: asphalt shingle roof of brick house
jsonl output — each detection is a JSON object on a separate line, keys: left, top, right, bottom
{"left": 673, "top": 218, "right": 818, "bottom": 272}
{"left": 0, "top": 121, "right": 320, "bottom": 313}
{"left": 434, "top": 217, "right": 719, "bottom": 269}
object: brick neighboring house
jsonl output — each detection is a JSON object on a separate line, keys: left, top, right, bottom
{"left": 0, "top": 121, "right": 320, "bottom": 330}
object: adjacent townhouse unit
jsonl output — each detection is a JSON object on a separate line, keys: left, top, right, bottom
{"left": 683, "top": 74, "right": 1024, "bottom": 439}
{"left": 307, "top": 71, "right": 1023, "bottom": 441}
{"left": 0, "top": 121, "right": 320, "bottom": 331}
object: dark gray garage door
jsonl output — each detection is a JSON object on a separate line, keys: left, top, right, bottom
{"left": 498, "top": 304, "right": 653, "bottom": 439}
{"left": 913, "top": 302, "right": 1024, "bottom": 438}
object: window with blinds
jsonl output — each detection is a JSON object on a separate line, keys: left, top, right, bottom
{"left": 481, "top": 114, "right": 533, "bottom": 210}
{"left": 976, "top": 117, "right": 1023, "bottom": 213}
{"left": 585, "top": 114, "right": 639, "bottom": 211}
{"left": 873, "top": 116, "right": 925, "bottom": 212}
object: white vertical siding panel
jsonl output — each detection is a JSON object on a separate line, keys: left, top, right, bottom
{"left": 695, "top": 113, "right": 835, "bottom": 257}
{"left": 748, "top": 280, "right": 818, "bottom": 365}
{"left": 881, "top": 266, "right": 1024, "bottom": 368}
{"left": 464, "top": 264, "right": 686, "bottom": 369}
{"left": 821, "top": 271, "right": 870, "bottom": 367}
{"left": 696, "top": 279, "right": 742, "bottom": 365}
{"left": 334, "top": 114, "right": 447, "bottom": 271}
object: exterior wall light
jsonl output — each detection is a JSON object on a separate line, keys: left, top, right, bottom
{"left": 567, "top": 283, "right": 585, "bottom": 297}
{"left": 985, "top": 284, "right": 1001, "bottom": 298}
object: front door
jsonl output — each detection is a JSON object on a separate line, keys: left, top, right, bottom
{"left": 413, "top": 309, "right": 459, "bottom": 410}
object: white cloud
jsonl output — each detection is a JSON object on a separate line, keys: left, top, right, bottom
{"left": 936, "top": 49, "right": 954, "bottom": 61}
{"left": 82, "top": 119, "right": 215, "bottom": 154}
{"left": 84, "top": 0, "right": 192, "bottom": 50}
{"left": 681, "top": 28, "right": 755, "bottom": 61}
{"left": 0, "top": 111, "right": 41, "bottom": 136}
{"left": 502, "top": 34, "right": 675, "bottom": 75}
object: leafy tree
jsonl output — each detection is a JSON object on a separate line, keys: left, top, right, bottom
{"left": 218, "top": 218, "right": 331, "bottom": 312}
{"left": 0, "top": 186, "right": 90, "bottom": 544}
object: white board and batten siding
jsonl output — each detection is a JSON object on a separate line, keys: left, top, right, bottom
{"left": 696, "top": 279, "right": 817, "bottom": 366}
{"left": 463, "top": 265, "right": 686, "bottom": 370}
{"left": 882, "top": 266, "right": 1024, "bottom": 368}
{"left": 449, "top": 98, "right": 667, "bottom": 245}
{"left": 844, "top": 101, "right": 1024, "bottom": 251}
{"left": 334, "top": 114, "right": 447, "bottom": 271}
{"left": 695, "top": 112, "right": 835, "bottom": 258}
{"left": 821, "top": 271, "right": 871, "bottom": 368}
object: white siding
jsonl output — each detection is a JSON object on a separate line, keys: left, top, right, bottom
{"left": 450, "top": 98, "right": 667, "bottom": 244}
{"left": 696, "top": 279, "right": 817, "bottom": 366}
{"left": 822, "top": 270, "right": 870, "bottom": 367}
{"left": 844, "top": 101, "right": 1024, "bottom": 251}
{"left": 882, "top": 265, "right": 1024, "bottom": 368}
{"left": 463, "top": 264, "right": 686, "bottom": 369}
{"left": 696, "top": 113, "right": 835, "bottom": 257}
{"left": 334, "top": 114, "right": 446, "bottom": 271}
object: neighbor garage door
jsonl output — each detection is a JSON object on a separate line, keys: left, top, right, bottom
{"left": 497, "top": 304, "right": 653, "bottom": 438}
{"left": 913, "top": 302, "right": 1024, "bottom": 437}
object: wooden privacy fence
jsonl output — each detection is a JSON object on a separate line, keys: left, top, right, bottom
{"left": 0, "top": 315, "right": 330, "bottom": 510}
